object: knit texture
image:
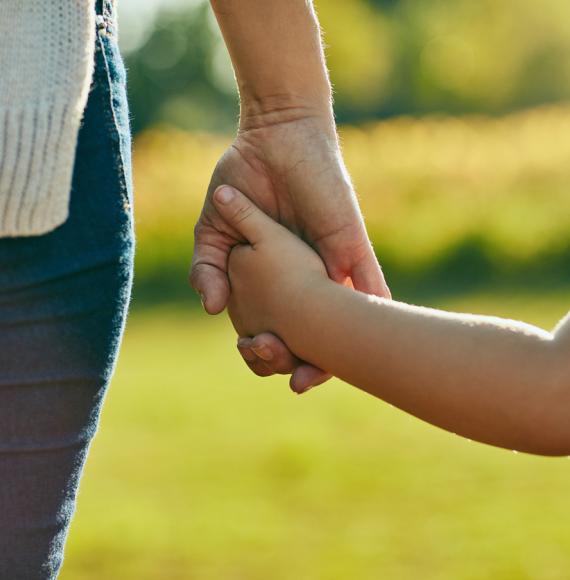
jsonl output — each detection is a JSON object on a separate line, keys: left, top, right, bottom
{"left": 0, "top": 1, "right": 96, "bottom": 236}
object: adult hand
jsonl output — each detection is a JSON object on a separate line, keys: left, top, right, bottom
{"left": 190, "top": 109, "right": 390, "bottom": 390}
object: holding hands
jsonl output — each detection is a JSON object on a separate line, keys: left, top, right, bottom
{"left": 189, "top": 0, "right": 570, "bottom": 456}
{"left": 190, "top": 114, "right": 389, "bottom": 391}
{"left": 200, "top": 184, "right": 570, "bottom": 457}
{"left": 190, "top": 0, "right": 389, "bottom": 391}
{"left": 213, "top": 184, "right": 332, "bottom": 392}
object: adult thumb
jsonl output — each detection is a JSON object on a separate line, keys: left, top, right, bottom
{"left": 213, "top": 185, "right": 272, "bottom": 245}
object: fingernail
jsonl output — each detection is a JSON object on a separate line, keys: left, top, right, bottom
{"left": 251, "top": 344, "right": 274, "bottom": 361}
{"left": 199, "top": 292, "right": 206, "bottom": 308}
{"left": 214, "top": 186, "right": 235, "bottom": 205}
{"left": 237, "top": 344, "right": 257, "bottom": 363}
{"left": 298, "top": 385, "right": 314, "bottom": 395}
{"left": 237, "top": 337, "right": 250, "bottom": 348}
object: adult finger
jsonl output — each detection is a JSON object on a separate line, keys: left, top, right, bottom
{"left": 189, "top": 222, "right": 232, "bottom": 314}
{"left": 237, "top": 340, "right": 274, "bottom": 377}
{"left": 290, "top": 365, "right": 333, "bottom": 394}
{"left": 249, "top": 333, "right": 331, "bottom": 384}
{"left": 350, "top": 249, "right": 391, "bottom": 299}
{"left": 237, "top": 334, "right": 299, "bottom": 375}
{"left": 250, "top": 333, "right": 300, "bottom": 374}
{"left": 239, "top": 334, "right": 331, "bottom": 388}
{"left": 189, "top": 263, "right": 231, "bottom": 315}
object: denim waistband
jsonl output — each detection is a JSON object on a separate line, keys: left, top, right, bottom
{"left": 95, "top": 0, "right": 117, "bottom": 39}
{"left": 96, "top": 0, "right": 115, "bottom": 16}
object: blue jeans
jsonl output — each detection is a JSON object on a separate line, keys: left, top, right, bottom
{"left": 0, "top": 1, "right": 134, "bottom": 577}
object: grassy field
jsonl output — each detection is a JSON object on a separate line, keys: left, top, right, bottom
{"left": 60, "top": 289, "right": 570, "bottom": 580}
{"left": 57, "top": 102, "right": 570, "bottom": 578}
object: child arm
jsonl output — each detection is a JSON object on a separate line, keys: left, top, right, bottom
{"left": 215, "top": 185, "right": 570, "bottom": 456}
{"left": 284, "top": 283, "right": 570, "bottom": 456}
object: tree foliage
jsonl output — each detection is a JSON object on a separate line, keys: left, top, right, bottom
{"left": 123, "top": 0, "right": 570, "bottom": 133}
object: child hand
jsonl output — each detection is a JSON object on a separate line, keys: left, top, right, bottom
{"left": 212, "top": 185, "right": 328, "bottom": 345}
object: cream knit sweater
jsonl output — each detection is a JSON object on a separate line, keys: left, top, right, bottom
{"left": 0, "top": 1, "right": 96, "bottom": 236}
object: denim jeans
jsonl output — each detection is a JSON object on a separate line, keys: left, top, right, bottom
{"left": 0, "top": 1, "right": 134, "bottom": 577}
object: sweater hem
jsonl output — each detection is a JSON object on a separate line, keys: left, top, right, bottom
{"left": 0, "top": 100, "right": 82, "bottom": 238}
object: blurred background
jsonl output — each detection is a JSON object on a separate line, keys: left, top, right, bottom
{"left": 61, "top": 1, "right": 570, "bottom": 578}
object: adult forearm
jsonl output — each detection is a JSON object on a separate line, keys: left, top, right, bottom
{"left": 210, "top": 0, "right": 333, "bottom": 125}
{"left": 280, "top": 282, "right": 569, "bottom": 455}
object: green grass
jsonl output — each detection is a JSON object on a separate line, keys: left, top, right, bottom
{"left": 60, "top": 289, "right": 570, "bottom": 580}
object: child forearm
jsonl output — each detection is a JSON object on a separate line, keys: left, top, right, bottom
{"left": 214, "top": 184, "right": 569, "bottom": 456}
{"left": 280, "top": 281, "right": 570, "bottom": 456}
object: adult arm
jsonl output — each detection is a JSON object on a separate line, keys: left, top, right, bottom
{"left": 190, "top": 1, "right": 390, "bottom": 388}
{"left": 210, "top": 0, "right": 331, "bottom": 121}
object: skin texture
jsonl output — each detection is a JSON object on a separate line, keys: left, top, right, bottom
{"left": 191, "top": 1, "right": 390, "bottom": 390}
{"left": 215, "top": 185, "right": 570, "bottom": 457}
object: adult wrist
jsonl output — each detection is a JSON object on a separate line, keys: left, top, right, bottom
{"left": 239, "top": 92, "right": 334, "bottom": 132}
